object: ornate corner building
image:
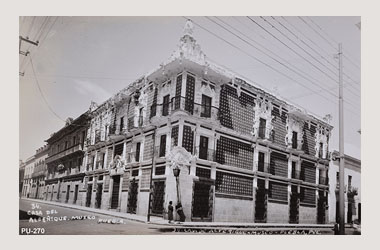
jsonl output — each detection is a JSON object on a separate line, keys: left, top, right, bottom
{"left": 41, "top": 20, "right": 333, "bottom": 224}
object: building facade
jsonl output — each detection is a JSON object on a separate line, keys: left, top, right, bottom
{"left": 29, "top": 145, "right": 49, "bottom": 199}
{"left": 39, "top": 20, "right": 333, "bottom": 224}
{"left": 44, "top": 114, "right": 89, "bottom": 204}
{"left": 19, "top": 160, "right": 25, "bottom": 197}
{"left": 328, "top": 152, "right": 361, "bottom": 224}
{"left": 22, "top": 155, "right": 35, "bottom": 198}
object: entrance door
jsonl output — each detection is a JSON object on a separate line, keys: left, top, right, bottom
{"left": 192, "top": 182, "right": 213, "bottom": 221}
{"left": 86, "top": 184, "right": 92, "bottom": 207}
{"left": 110, "top": 175, "right": 120, "bottom": 209}
{"left": 95, "top": 184, "right": 103, "bottom": 209}
{"left": 255, "top": 179, "right": 267, "bottom": 223}
{"left": 317, "top": 190, "right": 326, "bottom": 224}
{"left": 199, "top": 136, "right": 209, "bottom": 160}
{"left": 127, "top": 179, "right": 139, "bottom": 213}
{"left": 73, "top": 185, "right": 79, "bottom": 204}
{"left": 289, "top": 185, "right": 299, "bottom": 224}
{"left": 151, "top": 181, "right": 165, "bottom": 215}
{"left": 66, "top": 184, "right": 70, "bottom": 203}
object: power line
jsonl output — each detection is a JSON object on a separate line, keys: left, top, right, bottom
{"left": 29, "top": 55, "right": 88, "bottom": 128}
{"left": 184, "top": 17, "right": 359, "bottom": 117}
{"left": 280, "top": 17, "right": 361, "bottom": 91}
{"left": 302, "top": 16, "right": 361, "bottom": 71}
{"left": 211, "top": 17, "right": 360, "bottom": 105}
{"left": 270, "top": 16, "right": 360, "bottom": 97}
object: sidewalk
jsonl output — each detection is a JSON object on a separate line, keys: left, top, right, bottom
{"left": 20, "top": 198, "right": 334, "bottom": 231}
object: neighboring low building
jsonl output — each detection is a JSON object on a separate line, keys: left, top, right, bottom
{"left": 328, "top": 151, "right": 361, "bottom": 224}
{"left": 19, "top": 160, "right": 25, "bottom": 197}
{"left": 22, "top": 155, "right": 35, "bottom": 198}
{"left": 30, "top": 145, "right": 49, "bottom": 199}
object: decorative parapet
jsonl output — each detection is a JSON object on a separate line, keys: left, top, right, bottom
{"left": 314, "top": 124, "right": 331, "bottom": 159}
{"left": 285, "top": 115, "right": 305, "bottom": 150}
{"left": 251, "top": 97, "right": 274, "bottom": 140}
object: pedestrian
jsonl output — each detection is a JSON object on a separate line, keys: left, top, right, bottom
{"left": 168, "top": 201, "right": 173, "bottom": 223}
{"left": 176, "top": 202, "right": 186, "bottom": 222}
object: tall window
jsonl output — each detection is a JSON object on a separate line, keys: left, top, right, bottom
{"left": 159, "top": 135, "right": 166, "bottom": 157}
{"left": 199, "top": 136, "right": 209, "bottom": 160}
{"left": 292, "top": 131, "right": 298, "bottom": 149}
{"left": 120, "top": 117, "right": 124, "bottom": 132}
{"left": 258, "top": 152, "right": 265, "bottom": 172}
{"left": 162, "top": 95, "right": 170, "bottom": 116}
{"left": 348, "top": 175, "right": 352, "bottom": 189}
{"left": 135, "top": 142, "right": 141, "bottom": 162}
{"left": 319, "top": 142, "right": 323, "bottom": 158}
{"left": 258, "top": 118, "right": 266, "bottom": 139}
{"left": 73, "top": 136, "right": 77, "bottom": 145}
{"left": 291, "top": 161, "right": 297, "bottom": 179}
{"left": 139, "top": 108, "right": 144, "bottom": 127}
{"left": 201, "top": 95, "right": 212, "bottom": 118}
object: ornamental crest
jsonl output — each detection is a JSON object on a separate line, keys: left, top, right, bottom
{"left": 314, "top": 125, "right": 330, "bottom": 158}
{"left": 251, "top": 98, "right": 274, "bottom": 139}
{"left": 285, "top": 116, "right": 304, "bottom": 150}
{"left": 110, "top": 155, "right": 125, "bottom": 169}
{"left": 167, "top": 146, "right": 196, "bottom": 169}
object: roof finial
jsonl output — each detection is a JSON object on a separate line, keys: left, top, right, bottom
{"left": 183, "top": 19, "right": 194, "bottom": 37}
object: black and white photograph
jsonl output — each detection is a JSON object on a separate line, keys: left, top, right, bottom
{"left": 17, "top": 15, "right": 363, "bottom": 236}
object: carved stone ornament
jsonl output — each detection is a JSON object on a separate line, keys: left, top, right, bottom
{"left": 167, "top": 146, "right": 196, "bottom": 169}
{"left": 314, "top": 125, "right": 330, "bottom": 158}
{"left": 285, "top": 116, "right": 304, "bottom": 150}
{"left": 110, "top": 155, "right": 124, "bottom": 169}
{"left": 251, "top": 98, "right": 274, "bottom": 139}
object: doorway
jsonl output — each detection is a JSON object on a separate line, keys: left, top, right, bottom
{"left": 65, "top": 184, "right": 70, "bottom": 203}
{"left": 73, "top": 185, "right": 79, "bottom": 204}
{"left": 289, "top": 185, "right": 299, "bottom": 224}
{"left": 192, "top": 182, "right": 213, "bottom": 221}
{"left": 255, "top": 179, "right": 267, "bottom": 223}
{"left": 95, "top": 184, "right": 103, "bottom": 209}
{"left": 127, "top": 179, "right": 138, "bottom": 213}
{"left": 86, "top": 184, "right": 92, "bottom": 207}
{"left": 151, "top": 181, "right": 165, "bottom": 215}
{"left": 110, "top": 175, "right": 120, "bottom": 209}
{"left": 317, "top": 190, "right": 326, "bottom": 224}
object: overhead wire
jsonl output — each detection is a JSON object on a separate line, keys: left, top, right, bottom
{"left": 184, "top": 16, "right": 359, "bottom": 117}
{"left": 269, "top": 16, "right": 360, "bottom": 98}
{"left": 211, "top": 16, "right": 360, "bottom": 106}
{"left": 280, "top": 16, "right": 361, "bottom": 92}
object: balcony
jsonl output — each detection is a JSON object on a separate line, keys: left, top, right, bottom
{"left": 195, "top": 147, "right": 215, "bottom": 162}
{"left": 150, "top": 96, "right": 219, "bottom": 121}
{"left": 46, "top": 144, "right": 84, "bottom": 164}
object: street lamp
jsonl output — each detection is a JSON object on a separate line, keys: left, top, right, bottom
{"left": 173, "top": 164, "right": 181, "bottom": 203}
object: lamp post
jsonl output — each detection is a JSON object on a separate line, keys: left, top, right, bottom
{"left": 172, "top": 164, "right": 181, "bottom": 203}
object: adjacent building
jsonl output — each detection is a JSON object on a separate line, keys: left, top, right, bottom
{"left": 22, "top": 155, "right": 35, "bottom": 198}
{"left": 19, "top": 160, "right": 25, "bottom": 197}
{"left": 328, "top": 151, "right": 361, "bottom": 224}
{"left": 29, "top": 145, "right": 49, "bottom": 199}
{"left": 44, "top": 114, "right": 89, "bottom": 204}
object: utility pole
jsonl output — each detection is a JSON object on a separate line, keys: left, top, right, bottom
{"left": 338, "top": 43, "right": 345, "bottom": 235}
{"left": 19, "top": 35, "right": 39, "bottom": 76}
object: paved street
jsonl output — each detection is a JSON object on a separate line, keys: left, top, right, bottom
{"left": 19, "top": 199, "right": 172, "bottom": 235}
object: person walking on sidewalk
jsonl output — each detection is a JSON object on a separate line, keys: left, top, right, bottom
{"left": 168, "top": 201, "right": 174, "bottom": 223}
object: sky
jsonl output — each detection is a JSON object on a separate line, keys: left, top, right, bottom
{"left": 19, "top": 16, "right": 361, "bottom": 161}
